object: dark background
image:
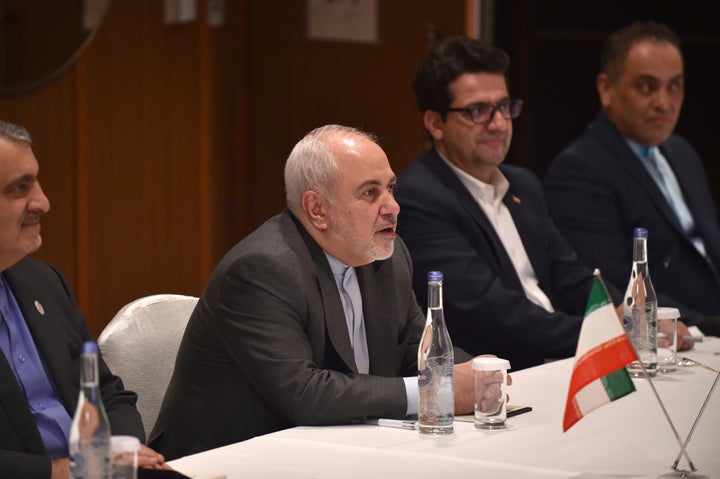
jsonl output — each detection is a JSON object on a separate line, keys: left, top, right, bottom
{"left": 493, "top": 0, "right": 719, "bottom": 208}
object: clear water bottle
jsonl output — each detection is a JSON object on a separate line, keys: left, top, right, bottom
{"left": 69, "top": 341, "right": 111, "bottom": 479}
{"left": 418, "top": 271, "right": 454, "bottom": 434}
{"left": 623, "top": 228, "right": 658, "bottom": 377}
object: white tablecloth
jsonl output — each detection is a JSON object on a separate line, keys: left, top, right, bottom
{"left": 169, "top": 333, "right": 720, "bottom": 478}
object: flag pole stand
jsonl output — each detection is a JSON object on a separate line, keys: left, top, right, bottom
{"left": 664, "top": 365, "right": 719, "bottom": 478}
{"left": 629, "top": 354, "right": 714, "bottom": 477}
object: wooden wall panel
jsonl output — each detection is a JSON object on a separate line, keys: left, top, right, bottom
{"left": 1, "top": 0, "right": 465, "bottom": 336}
{"left": 0, "top": 71, "right": 78, "bottom": 288}
{"left": 242, "top": 0, "right": 468, "bottom": 231}
{"left": 2, "top": 0, "right": 247, "bottom": 336}
{"left": 199, "top": 0, "right": 249, "bottom": 275}
{"left": 76, "top": 0, "right": 204, "bottom": 332}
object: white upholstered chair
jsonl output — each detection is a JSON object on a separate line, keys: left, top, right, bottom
{"left": 98, "top": 294, "right": 198, "bottom": 437}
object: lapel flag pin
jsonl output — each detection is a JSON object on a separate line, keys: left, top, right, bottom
{"left": 34, "top": 300, "right": 45, "bottom": 315}
{"left": 512, "top": 195, "right": 521, "bottom": 205}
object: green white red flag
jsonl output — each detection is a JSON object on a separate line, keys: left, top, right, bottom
{"left": 563, "top": 274, "right": 637, "bottom": 431}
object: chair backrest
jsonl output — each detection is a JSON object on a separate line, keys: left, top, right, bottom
{"left": 98, "top": 294, "right": 198, "bottom": 438}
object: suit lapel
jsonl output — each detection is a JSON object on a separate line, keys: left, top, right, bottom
{"left": 289, "top": 213, "right": 357, "bottom": 373}
{"left": 1, "top": 264, "right": 72, "bottom": 454}
{"left": 502, "top": 180, "right": 551, "bottom": 290}
{"left": 662, "top": 143, "right": 706, "bottom": 229}
{"left": 355, "top": 262, "right": 396, "bottom": 376}
{"left": 595, "top": 114, "right": 684, "bottom": 234}
{"left": 422, "top": 151, "right": 508, "bottom": 274}
{"left": 660, "top": 143, "right": 720, "bottom": 277}
{"left": 316, "top": 266, "right": 357, "bottom": 373}
{"left": 5, "top": 263, "right": 79, "bottom": 412}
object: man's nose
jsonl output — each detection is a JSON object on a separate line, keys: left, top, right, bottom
{"left": 652, "top": 88, "right": 674, "bottom": 110}
{"left": 30, "top": 182, "right": 51, "bottom": 213}
{"left": 380, "top": 191, "right": 400, "bottom": 217}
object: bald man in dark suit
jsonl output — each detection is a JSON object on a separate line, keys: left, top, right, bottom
{"left": 545, "top": 21, "right": 720, "bottom": 337}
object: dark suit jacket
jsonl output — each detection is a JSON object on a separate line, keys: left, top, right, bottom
{"left": 0, "top": 257, "right": 144, "bottom": 479}
{"left": 150, "top": 211, "right": 430, "bottom": 460}
{"left": 545, "top": 111, "right": 720, "bottom": 326}
{"left": 395, "top": 148, "right": 608, "bottom": 371}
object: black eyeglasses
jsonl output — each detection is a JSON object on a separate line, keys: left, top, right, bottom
{"left": 446, "top": 98, "right": 523, "bottom": 125}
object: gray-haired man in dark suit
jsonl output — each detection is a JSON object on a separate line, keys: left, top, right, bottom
{"left": 151, "top": 124, "right": 497, "bottom": 460}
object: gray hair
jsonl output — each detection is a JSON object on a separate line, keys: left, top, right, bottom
{"left": 284, "top": 124, "right": 379, "bottom": 212}
{"left": 0, "top": 119, "right": 32, "bottom": 145}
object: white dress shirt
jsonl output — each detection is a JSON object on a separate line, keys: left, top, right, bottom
{"left": 441, "top": 156, "right": 555, "bottom": 313}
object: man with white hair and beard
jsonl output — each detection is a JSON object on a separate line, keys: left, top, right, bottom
{"left": 151, "top": 124, "right": 496, "bottom": 460}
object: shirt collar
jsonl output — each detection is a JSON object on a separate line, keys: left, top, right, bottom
{"left": 438, "top": 151, "right": 509, "bottom": 206}
{"left": 626, "top": 138, "right": 657, "bottom": 160}
{"left": 324, "top": 251, "right": 350, "bottom": 277}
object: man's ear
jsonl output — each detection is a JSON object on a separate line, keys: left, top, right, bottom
{"left": 596, "top": 72, "right": 612, "bottom": 108}
{"left": 423, "top": 110, "right": 445, "bottom": 142}
{"left": 302, "top": 191, "right": 329, "bottom": 231}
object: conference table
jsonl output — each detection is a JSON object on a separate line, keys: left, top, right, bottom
{"left": 168, "top": 331, "right": 720, "bottom": 478}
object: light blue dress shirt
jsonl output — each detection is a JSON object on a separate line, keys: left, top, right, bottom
{"left": 324, "top": 253, "right": 418, "bottom": 415}
{"left": 325, "top": 253, "right": 370, "bottom": 374}
{"left": 629, "top": 139, "right": 707, "bottom": 258}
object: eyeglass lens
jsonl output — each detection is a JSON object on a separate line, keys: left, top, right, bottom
{"left": 471, "top": 99, "right": 522, "bottom": 124}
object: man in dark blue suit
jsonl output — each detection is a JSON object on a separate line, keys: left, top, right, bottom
{"left": 395, "top": 37, "right": 619, "bottom": 371}
{"left": 545, "top": 22, "right": 720, "bottom": 337}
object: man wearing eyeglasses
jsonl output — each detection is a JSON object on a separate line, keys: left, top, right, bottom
{"left": 395, "top": 36, "right": 619, "bottom": 371}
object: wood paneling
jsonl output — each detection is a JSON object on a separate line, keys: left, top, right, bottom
{"left": 76, "top": 0, "right": 204, "bottom": 331}
{"left": 0, "top": 0, "right": 466, "bottom": 336}
{"left": 243, "top": 0, "right": 468, "bottom": 230}
{"left": 0, "top": 70, "right": 78, "bottom": 286}
{"left": 1, "top": 0, "right": 247, "bottom": 335}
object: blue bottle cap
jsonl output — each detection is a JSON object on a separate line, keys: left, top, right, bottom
{"left": 633, "top": 227, "right": 648, "bottom": 238}
{"left": 427, "top": 271, "right": 443, "bottom": 282}
{"left": 81, "top": 341, "right": 99, "bottom": 354}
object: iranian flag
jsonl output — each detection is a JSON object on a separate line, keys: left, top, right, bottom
{"left": 563, "top": 273, "right": 638, "bottom": 431}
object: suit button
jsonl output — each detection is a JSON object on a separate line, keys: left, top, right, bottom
{"left": 662, "top": 258, "right": 671, "bottom": 269}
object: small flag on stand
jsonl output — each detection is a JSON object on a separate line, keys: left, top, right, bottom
{"left": 563, "top": 273, "right": 638, "bottom": 432}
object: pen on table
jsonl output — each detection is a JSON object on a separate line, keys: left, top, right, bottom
{"left": 683, "top": 336, "right": 704, "bottom": 343}
{"left": 363, "top": 418, "right": 417, "bottom": 430}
